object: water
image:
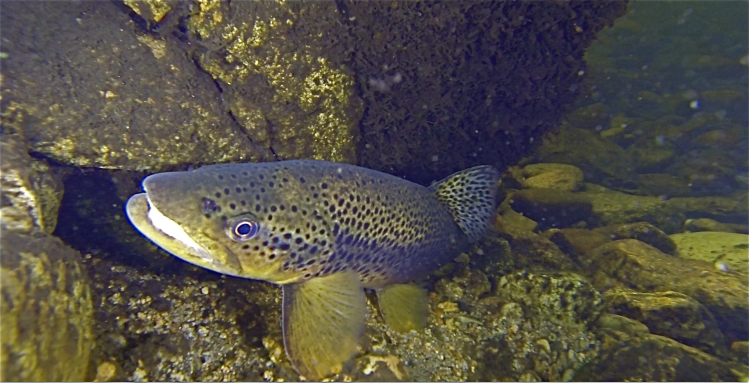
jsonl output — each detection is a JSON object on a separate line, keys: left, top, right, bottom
{"left": 1, "top": 1, "right": 747, "bottom": 381}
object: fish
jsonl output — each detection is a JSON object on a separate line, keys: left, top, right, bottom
{"left": 125, "top": 160, "right": 499, "bottom": 380}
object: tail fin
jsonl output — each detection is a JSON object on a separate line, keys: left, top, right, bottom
{"left": 429, "top": 165, "right": 500, "bottom": 242}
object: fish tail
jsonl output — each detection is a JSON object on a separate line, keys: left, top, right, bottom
{"left": 429, "top": 165, "right": 500, "bottom": 242}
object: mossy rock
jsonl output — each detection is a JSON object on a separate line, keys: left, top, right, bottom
{"left": 670, "top": 231, "right": 749, "bottom": 275}
{"left": 1, "top": 232, "right": 94, "bottom": 382}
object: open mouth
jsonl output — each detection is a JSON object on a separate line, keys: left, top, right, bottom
{"left": 143, "top": 195, "right": 215, "bottom": 264}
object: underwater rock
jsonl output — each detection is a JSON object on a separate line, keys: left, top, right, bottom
{"left": 732, "top": 341, "right": 749, "bottom": 362}
{"left": 586, "top": 189, "right": 681, "bottom": 232}
{"left": 1, "top": 0, "right": 627, "bottom": 179}
{"left": 493, "top": 196, "right": 538, "bottom": 234}
{"left": 87, "top": 258, "right": 279, "bottom": 382}
{"left": 184, "top": 1, "right": 362, "bottom": 164}
{"left": 589, "top": 187, "right": 747, "bottom": 234}
{"left": 1, "top": 232, "right": 94, "bottom": 382}
{"left": 670, "top": 231, "right": 749, "bottom": 276}
{"left": 498, "top": 228, "right": 578, "bottom": 272}
{"left": 625, "top": 137, "right": 676, "bottom": 173}
{"left": 545, "top": 228, "right": 610, "bottom": 267}
{"left": 123, "top": 0, "right": 171, "bottom": 24}
{"left": 603, "top": 288, "right": 729, "bottom": 357}
{"left": 577, "top": 330, "right": 748, "bottom": 381}
{"left": 589, "top": 239, "right": 749, "bottom": 342}
{"left": 684, "top": 218, "right": 749, "bottom": 234}
{"left": 519, "top": 163, "right": 584, "bottom": 191}
{"left": 508, "top": 182, "right": 747, "bottom": 234}
{"left": 594, "top": 313, "right": 650, "bottom": 335}
{"left": 0, "top": 134, "right": 65, "bottom": 235}
{"left": 667, "top": 148, "right": 743, "bottom": 196}
{"left": 635, "top": 173, "right": 693, "bottom": 198}
{"left": 593, "top": 221, "right": 676, "bottom": 255}
{"left": 509, "top": 188, "right": 593, "bottom": 230}
{"left": 532, "top": 126, "right": 636, "bottom": 186}
{"left": 0, "top": 1, "right": 272, "bottom": 171}
{"left": 347, "top": 2, "right": 627, "bottom": 183}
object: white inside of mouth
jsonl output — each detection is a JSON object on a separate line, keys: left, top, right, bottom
{"left": 146, "top": 197, "right": 213, "bottom": 262}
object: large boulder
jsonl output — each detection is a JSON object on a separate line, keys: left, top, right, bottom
{"left": 589, "top": 239, "right": 748, "bottom": 342}
{"left": 1, "top": 1, "right": 628, "bottom": 182}
{"left": 1, "top": 232, "right": 94, "bottom": 382}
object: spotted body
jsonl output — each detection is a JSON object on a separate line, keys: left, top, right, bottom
{"left": 126, "top": 160, "right": 499, "bottom": 379}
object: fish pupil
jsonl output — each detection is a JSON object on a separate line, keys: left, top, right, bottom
{"left": 230, "top": 218, "right": 259, "bottom": 241}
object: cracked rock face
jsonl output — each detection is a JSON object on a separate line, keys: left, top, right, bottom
{"left": 0, "top": 1, "right": 273, "bottom": 172}
{"left": 0, "top": 134, "right": 65, "bottom": 235}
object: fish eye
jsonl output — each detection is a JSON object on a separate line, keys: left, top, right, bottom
{"left": 227, "top": 218, "right": 259, "bottom": 241}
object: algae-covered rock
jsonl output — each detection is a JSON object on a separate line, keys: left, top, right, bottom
{"left": 519, "top": 163, "right": 584, "bottom": 191}
{"left": 494, "top": 196, "right": 538, "bottom": 233}
{"left": 0, "top": 134, "right": 65, "bottom": 235}
{"left": 626, "top": 137, "right": 676, "bottom": 173}
{"left": 509, "top": 188, "right": 593, "bottom": 229}
{"left": 593, "top": 221, "right": 676, "bottom": 255}
{"left": 589, "top": 239, "right": 748, "bottom": 342}
{"left": 0, "top": 1, "right": 272, "bottom": 171}
{"left": 348, "top": 2, "right": 627, "bottom": 183}
{"left": 604, "top": 288, "right": 729, "bottom": 357}
{"left": 498, "top": 228, "right": 578, "bottom": 272}
{"left": 635, "top": 173, "right": 693, "bottom": 197}
{"left": 594, "top": 313, "right": 650, "bottom": 335}
{"left": 185, "top": 1, "right": 362, "bottom": 164}
{"left": 509, "top": 183, "right": 747, "bottom": 234}
{"left": 577, "top": 331, "right": 748, "bottom": 381}
{"left": 1, "top": 232, "right": 94, "bottom": 382}
{"left": 533, "top": 126, "right": 635, "bottom": 185}
{"left": 589, "top": 188, "right": 747, "bottom": 234}
{"left": 670, "top": 231, "right": 749, "bottom": 275}
{"left": 545, "top": 228, "right": 611, "bottom": 267}
{"left": 685, "top": 218, "right": 749, "bottom": 234}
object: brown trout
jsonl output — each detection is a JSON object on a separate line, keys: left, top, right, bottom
{"left": 126, "top": 160, "right": 499, "bottom": 379}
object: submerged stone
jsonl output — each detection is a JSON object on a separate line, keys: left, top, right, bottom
{"left": 589, "top": 239, "right": 749, "bottom": 342}
{"left": 1, "top": 232, "right": 94, "bottom": 381}
{"left": 604, "top": 288, "right": 729, "bottom": 357}
{"left": 577, "top": 331, "right": 748, "bottom": 381}
{"left": 670, "top": 231, "right": 749, "bottom": 276}
{"left": 519, "top": 163, "right": 584, "bottom": 191}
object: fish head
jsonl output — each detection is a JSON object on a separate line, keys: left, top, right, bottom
{"left": 126, "top": 167, "right": 301, "bottom": 283}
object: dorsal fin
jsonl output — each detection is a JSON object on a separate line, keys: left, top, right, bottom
{"left": 429, "top": 165, "right": 500, "bottom": 242}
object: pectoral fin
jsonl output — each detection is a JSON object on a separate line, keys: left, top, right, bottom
{"left": 377, "top": 283, "right": 429, "bottom": 332}
{"left": 282, "top": 271, "right": 366, "bottom": 380}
